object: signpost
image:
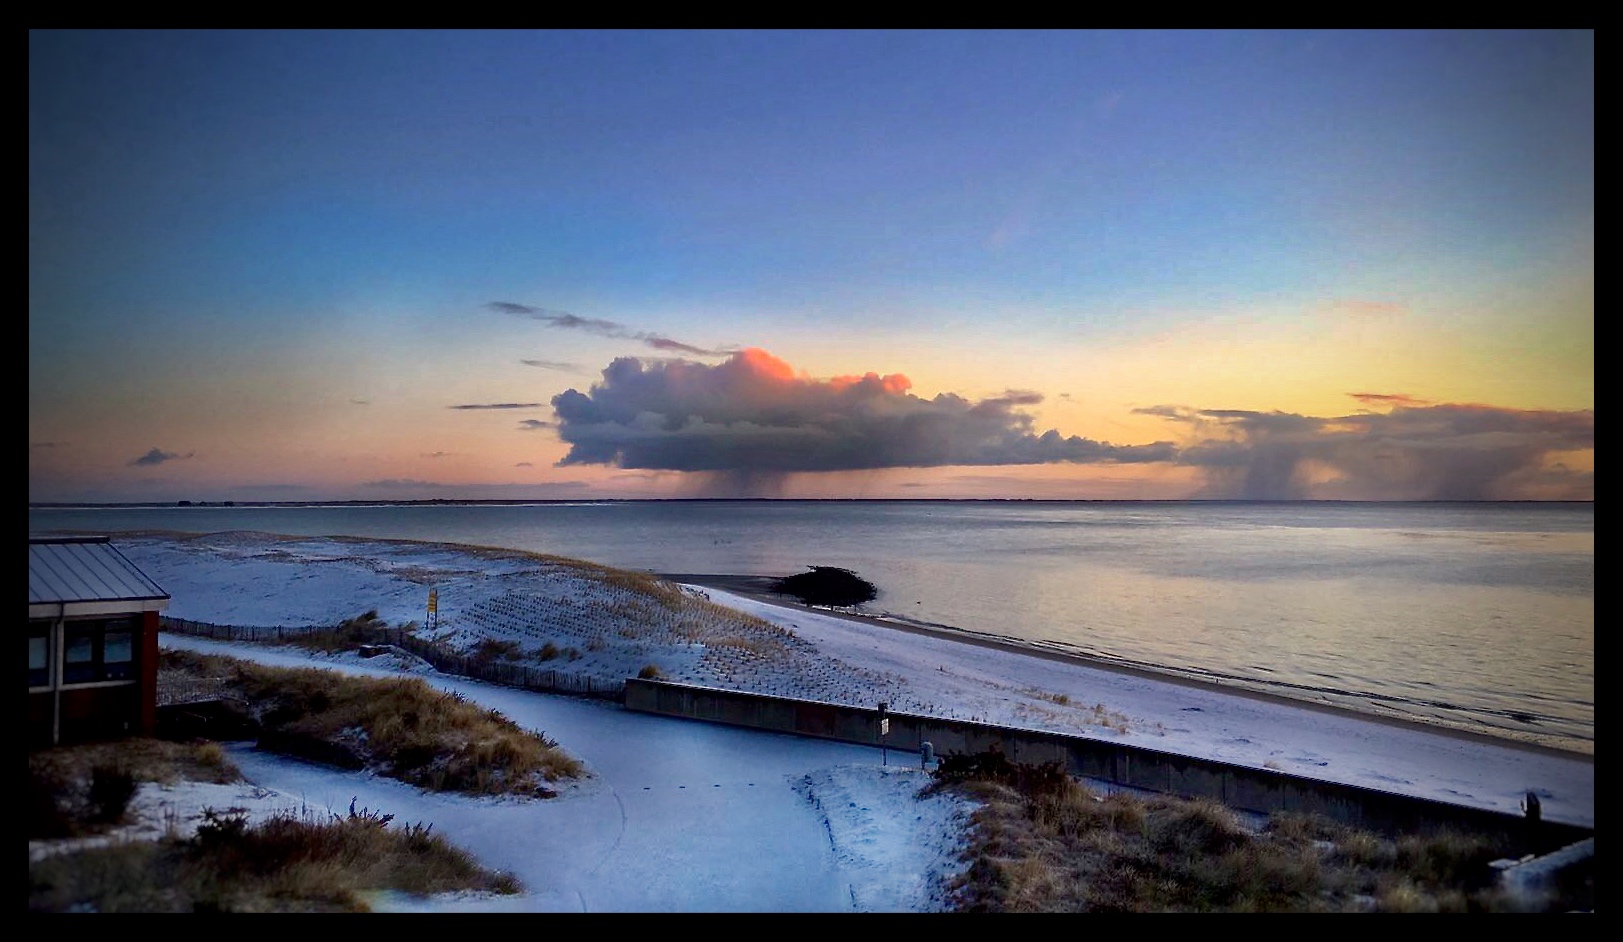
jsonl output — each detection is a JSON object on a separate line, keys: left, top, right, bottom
{"left": 878, "top": 702, "right": 889, "bottom": 766}
{"left": 426, "top": 588, "right": 438, "bottom": 631}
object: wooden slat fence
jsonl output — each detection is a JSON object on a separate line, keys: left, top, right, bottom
{"left": 159, "top": 616, "right": 625, "bottom": 701}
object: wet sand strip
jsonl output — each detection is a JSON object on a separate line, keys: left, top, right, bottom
{"left": 659, "top": 572, "right": 1592, "bottom": 762}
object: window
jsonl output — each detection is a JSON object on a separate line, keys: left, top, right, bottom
{"left": 104, "top": 628, "right": 133, "bottom": 680}
{"left": 29, "top": 623, "right": 49, "bottom": 688}
{"left": 61, "top": 618, "right": 137, "bottom": 685}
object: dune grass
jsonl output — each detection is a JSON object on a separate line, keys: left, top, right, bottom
{"left": 929, "top": 750, "right": 1563, "bottom": 912}
{"left": 30, "top": 646, "right": 552, "bottom": 912}
{"left": 159, "top": 649, "right": 584, "bottom": 796}
{"left": 29, "top": 738, "right": 239, "bottom": 841}
{"left": 30, "top": 801, "right": 520, "bottom": 913}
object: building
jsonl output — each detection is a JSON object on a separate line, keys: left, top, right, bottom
{"left": 29, "top": 536, "right": 170, "bottom": 746}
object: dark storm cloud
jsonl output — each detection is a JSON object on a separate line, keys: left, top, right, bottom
{"left": 448, "top": 402, "right": 543, "bottom": 410}
{"left": 488, "top": 301, "right": 728, "bottom": 357}
{"left": 549, "top": 348, "right": 1176, "bottom": 473}
{"left": 1150, "top": 402, "right": 1594, "bottom": 500}
{"left": 128, "top": 447, "right": 192, "bottom": 467}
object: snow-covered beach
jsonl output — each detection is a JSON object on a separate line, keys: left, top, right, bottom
{"left": 115, "top": 531, "right": 1593, "bottom": 825}
{"left": 36, "top": 529, "right": 1594, "bottom": 911}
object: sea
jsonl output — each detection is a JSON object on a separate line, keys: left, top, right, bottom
{"left": 29, "top": 500, "right": 1594, "bottom": 754}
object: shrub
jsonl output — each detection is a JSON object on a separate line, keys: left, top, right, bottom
{"left": 31, "top": 801, "right": 522, "bottom": 912}
{"left": 771, "top": 567, "right": 878, "bottom": 607}
{"left": 934, "top": 750, "right": 1542, "bottom": 912}
{"left": 88, "top": 764, "right": 138, "bottom": 825}
{"left": 637, "top": 664, "right": 662, "bottom": 680}
{"left": 170, "top": 652, "right": 583, "bottom": 797}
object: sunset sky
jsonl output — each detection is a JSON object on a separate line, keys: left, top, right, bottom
{"left": 29, "top": 30, "right": 1593, "bottom": 503}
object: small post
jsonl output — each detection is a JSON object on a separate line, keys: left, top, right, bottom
{"left": 878, "top": 702, "right": 889, "bottom": 767}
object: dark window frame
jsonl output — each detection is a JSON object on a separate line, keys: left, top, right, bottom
{"left": 61, "top": 617, "right": 137, "bottom": 685}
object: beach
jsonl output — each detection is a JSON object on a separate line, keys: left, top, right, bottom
{"left": 664, "top": 572, "right": 1594, "bottom": 761}
{"left": 100, "top": 531, "right": 1593, "bottom": 829}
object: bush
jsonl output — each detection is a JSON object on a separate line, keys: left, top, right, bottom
{"left": 932, "top": 748, "right": 1544, "bottom": 912}
{"left": 771, "top": 567, "right": 878, "bottom": 607}
{"left": 470, "top": 638, "right": 524, "bottom": 665}
{"left": 637, "top": 664, "right": 662, "bottom": 680}
{"left": 31, "top": 801, "right": 521, "bottom": 912}
{"left": 88, "top": 764, "right": 138, "bottom": 825}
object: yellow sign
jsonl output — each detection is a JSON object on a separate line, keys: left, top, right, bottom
{"left": 427, "top": 589, "right": 438, "bottom": 613}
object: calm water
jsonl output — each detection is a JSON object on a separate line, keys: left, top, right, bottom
{"left": 30, "top": 500, "right": 1594, "bottom": 752}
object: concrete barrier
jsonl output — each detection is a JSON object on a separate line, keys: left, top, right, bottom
{"left": 624, "top": 678, "right": 1592, "bottom": 849}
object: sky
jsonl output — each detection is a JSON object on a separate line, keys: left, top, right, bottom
{"left": 31, "top": 533, "right": 1592, "bottom": 911}
{"left": 29, "top": 30, "right": 1593, "bottom": 503}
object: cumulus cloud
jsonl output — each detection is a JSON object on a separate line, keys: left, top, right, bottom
{"left": 1140, "top": 401, "right": 1594, "bottom": 501}
{"left": 550, "top": 348, "right": 1176, "bottom": 474}
{"left": 448, "top": 402, "right": 543, "bottom": 410}
{"left": 128, "top": 447, "right": 193, "bottom": 467}
{"left": 489, "top": 301, "right": 729, "bottom": 357}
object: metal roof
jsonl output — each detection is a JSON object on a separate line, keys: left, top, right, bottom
{"left": 29, "top": 536, "right": 170, "bottom": 611}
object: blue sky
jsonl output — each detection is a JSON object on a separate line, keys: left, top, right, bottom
{"left": 29, "top": 30, "right": 1593, "bottom": 502}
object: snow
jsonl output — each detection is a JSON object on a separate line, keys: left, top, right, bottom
{"left": 47, "top": 532, "right": 1594, "bottom": 912}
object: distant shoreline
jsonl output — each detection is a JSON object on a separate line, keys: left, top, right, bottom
{"left": 30, "top": 498, "right": 1593, "bottom": 508}
{"left": 663, "top": 572, "right": 1594, "bottom": 763}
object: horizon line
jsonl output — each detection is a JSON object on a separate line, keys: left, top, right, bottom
{"left": 29, "top": 497, "right": 1595, "bottom": 508}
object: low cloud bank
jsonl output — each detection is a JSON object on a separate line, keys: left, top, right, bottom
{"left": 1142, "top": 400, "right": 1593, "bottom": 501}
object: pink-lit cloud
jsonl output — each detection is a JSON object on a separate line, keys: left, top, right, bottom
{"left": 550, "top": 348, "right": 1176, "bottom": 474}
